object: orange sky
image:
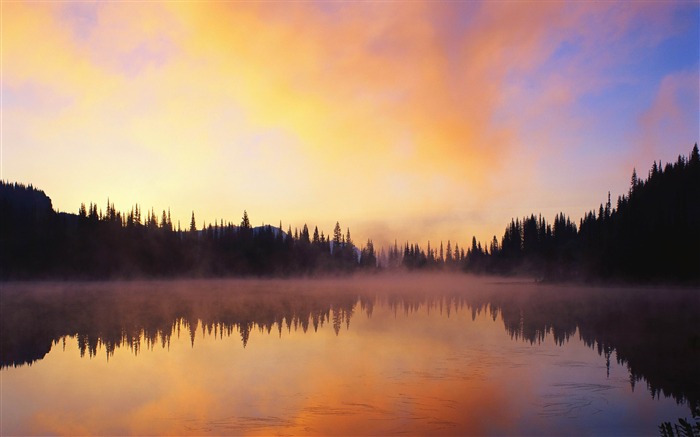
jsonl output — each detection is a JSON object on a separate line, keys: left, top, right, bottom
{"left": 2, "top": 2, "right": 698, "bottom": 249}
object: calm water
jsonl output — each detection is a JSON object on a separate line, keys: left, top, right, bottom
{"left": 1, "top": 275, "right": 698, "bottom": 435}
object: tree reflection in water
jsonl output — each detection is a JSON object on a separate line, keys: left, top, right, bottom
{"left": 2, "top": 276, "right": 698, "bottom": 416}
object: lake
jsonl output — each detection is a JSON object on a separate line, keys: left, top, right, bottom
{"left": 1, "top": 275, "right": 698, "bottom": 435}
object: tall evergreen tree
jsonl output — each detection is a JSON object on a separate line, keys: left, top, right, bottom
{"left": 190, "top": 212, "right": 197, "bottom": 232}
{"left": 241, "top": 210, "right": 251, "bottom": 229}
{"left": 301, "top": 224, "right": 310, "bottom": 243}
{"left": 333, "top": 222, "right": 342, "bottom": 245}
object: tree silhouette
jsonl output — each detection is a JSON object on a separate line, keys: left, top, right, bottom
{"left": 333, "top": 222, "right": 342, "bottom": 245}
{"left": 0, "top": 145, "right": 697, "bottom": 281}
{"left": 240, "top": 210, "right": 251, "bottom": 229}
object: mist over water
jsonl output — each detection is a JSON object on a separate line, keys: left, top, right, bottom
{"left": 2, "top": 274, "right": 698, "bottom": 435}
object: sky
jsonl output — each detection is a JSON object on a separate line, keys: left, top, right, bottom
{"left": 2, "top": 1, "right": 698, "bottom": 250}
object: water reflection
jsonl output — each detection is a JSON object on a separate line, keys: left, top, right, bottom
{"left": 1, "top": 275, "right": 698, "bottom": 434}
{"left": 1, "top": 279, "right": 363, "bottom": 364}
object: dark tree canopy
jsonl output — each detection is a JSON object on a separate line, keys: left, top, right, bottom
{"left": 1, "top": 144, "right": 697, "bottom": 283}
{"left": 0, "top": 182, "right": 375, "bottom": 279}
{"left": 458, "top": 143, "right": 700, "bottom": 283}
{"left": 373, "top": 143, "right": 700, "bottom": 284}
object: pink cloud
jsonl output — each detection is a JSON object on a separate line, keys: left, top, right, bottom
{"left": 638, "top": 70, "right": 700, "bottom": 165}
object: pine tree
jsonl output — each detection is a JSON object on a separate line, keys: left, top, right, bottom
{"left": 333, "top": 222, "right": 342, "bottom": 245}
{"left": 190, "top": 212, "right": 197, "bottom": 232}
{"left": 241, "top": 210, "right": 251, "bottom": 229}
{"left": 490, "top": 236, "right": 499, "bottom": 255}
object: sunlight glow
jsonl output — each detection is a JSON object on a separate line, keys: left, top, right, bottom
{"left": 2, "top": 2, "right": 698, "bottom": 247}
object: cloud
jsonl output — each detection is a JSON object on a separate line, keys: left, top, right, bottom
{"left": 3, "top": 1, "right": 697, "bottom": 246}
{"left": 638, "top": 70, "right": 700, "bottom": 164}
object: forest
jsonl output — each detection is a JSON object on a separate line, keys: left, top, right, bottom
{"left": 1, "top": 144, "right": 698, "bottom": 282}
{"left": 0, "top": 186, "right": 374, "bottom": 278}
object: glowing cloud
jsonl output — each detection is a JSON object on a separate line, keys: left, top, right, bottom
{"left": 2, "top": 2, "right": 698, "bottom": 247}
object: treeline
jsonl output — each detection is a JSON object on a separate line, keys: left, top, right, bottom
{"left": 2, "top": 144, "right": 698, "bottom": 282}
{"left": 0, "top": 185, "right": 377, "bottom": 278}
{"left": 389, "top": 144, "right": 700, "bottom": 283}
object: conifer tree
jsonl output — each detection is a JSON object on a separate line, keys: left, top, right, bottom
{"left": 691, "top": 143, "right": 699, "bottom": 164}
{"left": 190, "top": 212, "right": 197, "bottom": 232}
{"left": 241, "top": 210, "right": 251, "bottom": 229}
{"left": 333, "top": 222, "right": 342, "bottom": 245}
